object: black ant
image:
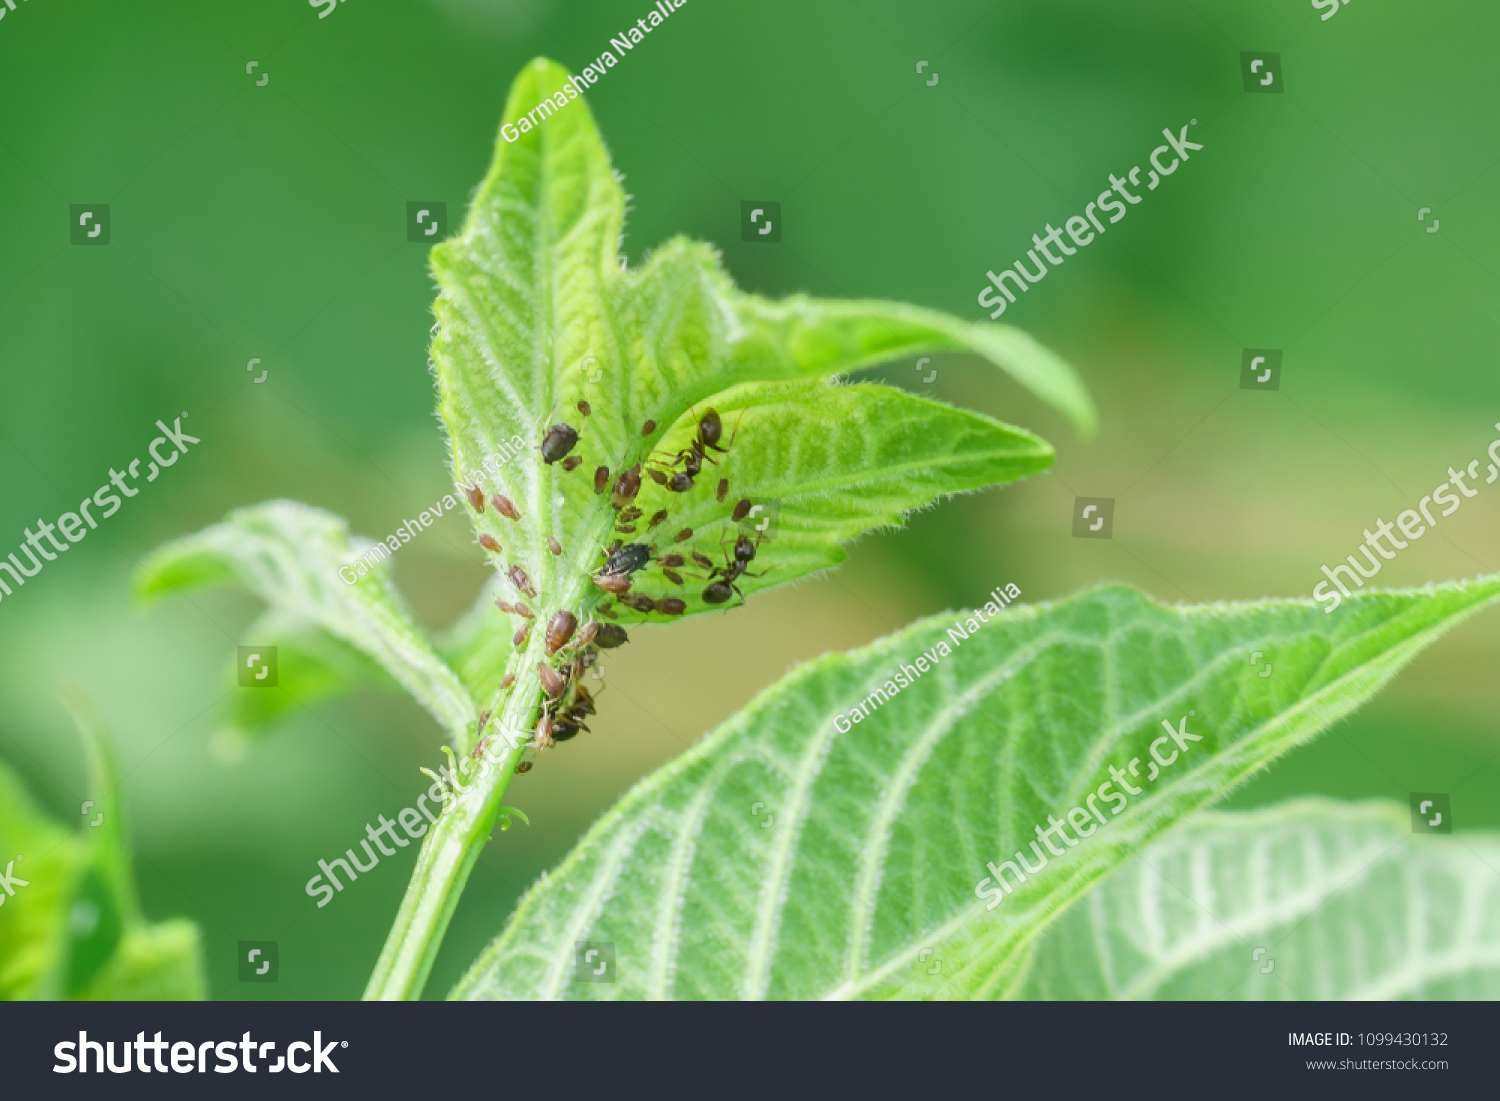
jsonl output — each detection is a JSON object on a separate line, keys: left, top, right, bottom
{"left": 702, "top": 534, "right": 771, "bottom": 606}
{"left": 646, "top": 407, "right": 743, "bottom": 492}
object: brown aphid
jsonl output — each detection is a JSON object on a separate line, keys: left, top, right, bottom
{"left": 540, "top": 423, "right": 579, "bottom": 464}
{"left": 593, "top": 465, "right": 611, "bottom": 494}
{"left": 545, "top": 610, "right": 578, "bottom": 656}
{"left": 560, "top": 455, "right": 582, "bottom": 472}
{"left": 476, "top": 709, "right": 492, "bottom": 737}
{"left": 548, "top": 536, "right": 562, "bottom": 556}
{"left": 515, "top": 760, "right": 533, "bottom": 774}
{"left": 620, "top": 593, "right": 656, "bottom": 614}
{"left": 691, "top": 552, "right": 715, "bottom": 571}
{"left": 648, "top": 510, "right": 668, "bottom": 529}
{"left": 593, "top": 573, "right": 631, "bottom": 595}
{"left": 464, "top": 484, "right": 485, "bottom": 512}
{"left": 509, "top": 565, "right": 536, "bottom": 598}
{"left": 479, "top": 534, "right": 502, "bottom": 554}
{"left": 552, "top": 719, "right": 583, "bottom": 742}
{"left": 611, "top": 464, "right": 642, "bottom": 508}
{"left": 674, "top": 528, "right": 693, "bottom": 543}
{"left": 575, "top": 620, "right": 600, "bottom": 649}
{"left": 533, "top": 711, "right": 553, "bottom": 749}
{"left": 646, "top": 467, "right": 669, "bottom": 486}
{"left": 471, "top": 735, "right": 491, "bottom": 760}
{"left": 659, "top": 554, "right": 685, "bottom": 568}
{"left": 513, "top": 622, "right": 532, "bottom": 648}
{"left": 492, "top": 494, "right": 521, "bottom": 521}
{"left": 514, "top": 603, "right": 534, "bottom": 619}
{"left": 538, "top": 662, "right": 566, "bottom": 697}
{"left": 655, "top": 597, "right": 686, "bottom": 616}
{"left": 500, "top": 673, "right": 516, "bottom": 690}
{"left": 616, "top": 524, "right": 637, "bottom": 534}
{"left": 597, "top": 603, "right": 618, "bottom": 620}
{"left": 732, "top": 499, "right": 752, "bottom": 522}
{"left": 596, "top": 623, "right": 628, "bottom": 648}
{"left": 641, "top": 419, "right": 656, "bottom": 436}
{"left": 577, "top": 400, "right": 592, "bottom": 417}
{"left": 619, "top": 507, "right": 643, "bottom": 523}
{"left": 717, "top": 478, "right": 729, "bottom": 502}
{"left": 663, "top": 569, "right": 684, "bottom": 585}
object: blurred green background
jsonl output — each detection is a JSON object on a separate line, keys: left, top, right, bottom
{"left": 2, "top": 0, "right": 1497, "bottom": 999}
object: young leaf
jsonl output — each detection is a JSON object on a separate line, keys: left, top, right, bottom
{"left": 136, "top": 500, "right": 475, "bottom": 748}
{"left": 1015, "top": 799, "right": 1500, "bottom": 1000}
{"left": 450, "top": 578, "right": 1500, "bottom": 1000}
{"left": 428, "top": 56, "right": 1089, "bottom": 664}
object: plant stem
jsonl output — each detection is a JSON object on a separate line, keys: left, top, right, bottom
{"left": 365, "top": 493, "right": 606, "bottom": 1000}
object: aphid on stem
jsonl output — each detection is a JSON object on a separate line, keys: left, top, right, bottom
{"left": 548, "top": 536, "right": 562, "bottom": 556}
{"left": 492, "top": 494, "right": 521, "bottom": 521}
{"left": 464, "top": 484, "right": 485, "bottom": 512}
{"left": 509, "top": 565, "right": 536, "bottom": 598}
{"left": 545, "top": 610, "right": 578, "bottom": 656}
{"left": 594, "top": 466, "right": 611, "bottom": 494}
{"left": 479, "top": 534, "right": 502, "bottom": 554}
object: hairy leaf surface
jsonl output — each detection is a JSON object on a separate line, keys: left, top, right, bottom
{"left": 1016, "top": 799, "right": 1500, "bottom": 999}
{"left": 136, "top": 501, "right": 474, "bottom": 747}
{"left": 451, "top": 578, "right": 1500, "bottom": 1000}
{"left": 428, "top": 57, "right": 1092, "bottom": 700}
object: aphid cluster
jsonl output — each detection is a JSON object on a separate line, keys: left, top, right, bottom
{"left": 529, "top": 617, "right": 629, "bottom": 750}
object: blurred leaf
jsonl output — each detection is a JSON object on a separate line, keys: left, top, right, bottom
{"left": 0, "top": 694, "right": 206, "bottom": 1000}
{"left": 136, "top": 500, "right": 474, "bottom": 747}
{"left": 218, "top": 609, "right": 397, "bottom": 751}
{"left": 430, "top": 56, "right": 1087, "bottom": 686}
{"left": 0, "top": 761, "right": 83, "bottom": 999}
{"left": 450, "top": 577, "right": 1500, "bottom": 1000}
{"left": 75, "top": 921, "right": 206, "bottom": 1001}
{"left": 1015, "top": 799, "right": 1500, "bottom": 999}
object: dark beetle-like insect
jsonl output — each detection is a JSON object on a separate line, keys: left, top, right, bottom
{"left": 595, "top": 623, "right": 629, "bottom": 648}
{"left": 541, "top": 423, "right": 579, "bottom": 464}
{"left": 492, "top": 494, "right": 522, "bottom": 521}
{"left": 593, "top": 465, "right": 611, "bottom": 494}
{"left": 603, "top": 542, "right": 652, "bottom": 576}
{"left": 545, "top": 610, "right": 578, "bottom": 656}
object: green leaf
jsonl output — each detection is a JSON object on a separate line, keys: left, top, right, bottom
{"left": 1, "top": 694, "right": 207, "bottom": 1000}
{"left": 136, "top": 500, "right": 475, "bottom": 747}
{"left": 428, "top": 55, "right": 1088, "bottom": 664}
{"left": 0, "top": 760, "right": 83, "bottom": 999}
{"left": 450, "top": 578, "right": 1500, "bottom": 1000}
{"left": 1015, "top": 799, "right": 1500, "bottom": 1000}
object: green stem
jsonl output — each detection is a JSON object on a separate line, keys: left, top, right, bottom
{"left": 364, "top": 490, "right": 607, "bottom": 1000}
